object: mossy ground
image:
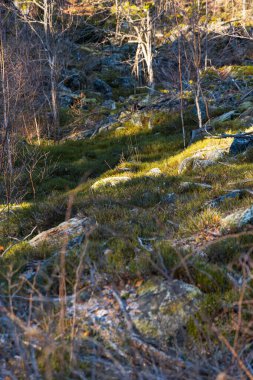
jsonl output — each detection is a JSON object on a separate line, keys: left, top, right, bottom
{"left": 1, "top": 66, "right": 253, "bottom": 353}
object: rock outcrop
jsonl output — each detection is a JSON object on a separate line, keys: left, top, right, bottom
{"left": 29, "top": 217, "right": 95, "bottom": 248}
{"left": 127, "top": 278, "right": 202, "bottom": 342}
{"left": 91, "top": 176, "right": 131, "bottom": 190}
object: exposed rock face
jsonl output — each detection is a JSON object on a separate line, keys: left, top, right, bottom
{"left": 62, "top": 68, "right": 87, "bottom": 91}
{"left": 58, "top": 83, "right": 82, "bottom": 108}
{"left": 111, "top": 76, "right": 136, "bottom": 89}
{"left": 29, "top": 217, "right": 95, "bottom": 248}
{"left": 91, "top": 176, "right": 131, "bottom": 190}
{"left": 222, "top": 205, "right": 253, "bottom": 229}
{"left": 93, "top": 78, "right": 112, "bottom": 98}
{"left": 178, "top": 148, "right": 227, "bottom": 174}
{"left": 127, "top": 278, "right": 202, "bottom": 341}
{"left": 102, "top": 99, "right": 116, "bottom": 110}
{"left": 229, "top": 137, "right": 253, "bottom": 155}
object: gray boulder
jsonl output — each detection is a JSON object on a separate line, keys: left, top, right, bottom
{"left": 229, "top": 137, "right": 253, "bottom": 155}
{"left": 29, "top": 217, "right": 95, "bottom": 249}
{"left": 162, "top": 193, "right": 177, "bottom": 204}
{"left": 206, "top": 189, "right": 252, "bottom": 208}
{"left": 127, "top": 278, "right": 202, "bottom": 341}
{"left": 222, "top": 204, "right": 253, "bottom": 229}
{"left": 212, "top": 110, "right": 238, "bottom": 123}
{"left": 112, "top": 76, "right": 136, "bottom": 89}
{"left": 93, "top": 78, "right": 112, "bottom": 98}
{"left": 179, "top": 182, "right": 212, "bottom": 192}
{"left": 102, "top": 99, "right": 116, "bottom": 110}
{"left": 58, "top": 83, "right": 81, "bottom": 107}
{"left": 91, "top": 176, "right": 131, "bottom": 190}
{"left": 178, "top": 148, "right": 227, "bottom": 174}
{"left": 62, "top": 68, "right": 87, "bottom": 91}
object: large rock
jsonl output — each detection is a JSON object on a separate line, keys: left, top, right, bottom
{"left": 212, "top": 110, "right": 238, "bottom": 123}
{"left": 102, "top": 99, "right": 116, "bottom": 110}
{"left": 29, "top": 217, "right": 94, "bottom": 248}
{"left": 112, "top": 76, "right": 136, "bottom": 89}
{"left": 178, "top": 148, "right": 226, "bottom": 174}
{"left": 93, "top": 78, "right": 112, "bottom": 98}
{"left": 91, "top": 176, "right": 131, "bottom": 190}
{"left": 127, "top": 278, "right": 202, "bottom": 341}
{"left": 206, "top": 189, "right": 253, "bottom": 208}
{"left": 179, "top": 182, "right": 212, "bottom": 192}
{"left": 58, "top": 83, "right": 81, "bottom": 108}
{"left": 62, "top": 68, "right": 87, "bottom": 91}
{"left": 229, "top": 137, "right": 253, "bottom": 155}
{"left": 222, "top": 205, "right": 253, "bottom": 229}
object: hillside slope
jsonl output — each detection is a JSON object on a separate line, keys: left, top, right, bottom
{"left": 1, "top": 11, "right": 253, "bottom": 379}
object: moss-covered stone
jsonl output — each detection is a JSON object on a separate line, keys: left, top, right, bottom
{"left": 128, "top": 277, "right": 202, "bottom": 342}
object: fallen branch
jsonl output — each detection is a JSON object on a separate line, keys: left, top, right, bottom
{"left": 208, "top": 131, "right": 253, "bottom": 140}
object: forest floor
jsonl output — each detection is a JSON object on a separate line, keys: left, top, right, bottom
{"left": 1, "top": 35, "right": 253, "bottom": 379}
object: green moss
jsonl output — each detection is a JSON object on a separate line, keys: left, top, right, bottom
{"left": 136, "top": 278, "right": 160, "bottom": 296}
{"left": 134, "top": 318, "right": 159, "bottom": 338}
{"left": 205, "top": 234, "right": 253, "bottom": 267}
{"left": 175, "top": 260, "right": 232, "bottom": 293}
{"left": 205, "top": 238, "right": 240, "bottom": 264}
{"left": 153, "top": 241, "right": 182, "bottom": 270}
{"left": 59, "top": 108, "right": 75, "bottom": 127}
{"left": 186, "top": 289, "right": 240, "bottom": 342}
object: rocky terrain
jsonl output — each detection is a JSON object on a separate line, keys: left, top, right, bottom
{"left": 1, "top": 3, "right": 253, "bottom": 379}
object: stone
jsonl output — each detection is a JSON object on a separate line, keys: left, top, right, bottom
{"left": 179, "top": 182, "right": 212, "bottom": 192}
{"left": 91, "top": 176, "right": 131, "bottom": 190}
{"left": 101, "top": 53, "right": 124, "bottom": 68}
{"left": 112, "top": 76, "right": 136, "bottom": 89}
{"left": 62, "top": 68, "right": 87, "bottom": 91}
{"left": 29, "top": 217, "right": 95, "bottom": 248}
{"left": 205, "top": 189, "right": 251, "bottom": 208}
{"left": 192, "top": 158, "right": 216, "bottom": 170}
{"left": 222, "top": 204, "right": 253, "bottom": 229}
{"left": 102, "top": 99, "right": 116, "bottom": 110}
{"left": 146, "top": 168, "right": 163, "bottom": 177}
{"left": 209, "top": 110, "right": 238, "bottom": 125}
{"left": 162, "top": 193, "right": 177, "bottom": 203}
{"left": 127, "top": 278, "right": 202, "bottom": 341}
{"left": 130, "top": 112, "right": 143, "bottom": 127}
{"left": 93, "top": 78, "right": 112, "bottom": 98}
{"left": 58, "top": 83, "right": 82, "bottom": 108}
{"left": 178, "top": 148, "right": 227, "bottom": 174}
{"left": 229, "top": 137, "right": 253, "bottom": 155}
{"left": 238, "top": 101, "right": 253, "bottom": 113}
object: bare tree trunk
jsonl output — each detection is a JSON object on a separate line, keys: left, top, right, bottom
{"left": 146, "top": 7, "right": 154, "bottom": 93}
{"left": 50, "top": 53, "right": 60, "bottom": 141}
{"left": 242, "top": 0, "right": 246, "bottom": 21}
{"left": 0, "top": 34, "right": 14, "bottom": 207}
